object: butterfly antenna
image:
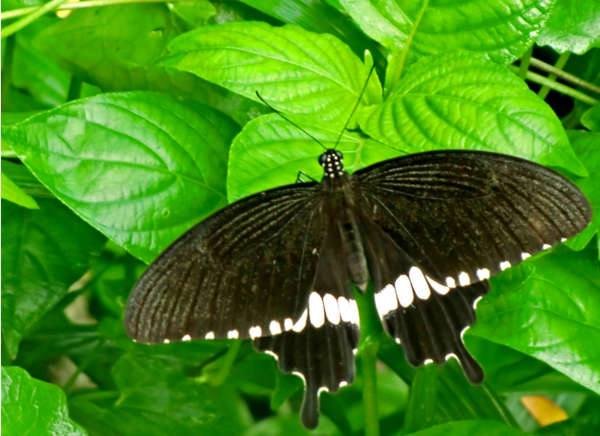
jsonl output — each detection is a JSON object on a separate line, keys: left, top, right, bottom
{"left": 255, "top": 92, "right": 328, "bottom": 150}
{"left": 333, "top": 64, "right": 376, "bottom": 150}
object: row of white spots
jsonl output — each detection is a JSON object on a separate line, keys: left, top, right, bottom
{"left": 375, "top": 267, "right": 452, "bottom": 317}
{"left": 306, "top": 293, "right": 360, "bottom": 328}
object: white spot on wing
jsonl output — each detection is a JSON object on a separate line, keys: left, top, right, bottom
{"left": 460, "top": 326, "right": 469, "bottom": 341}
{"left": 317, "top": 387, "right": 329, "bottom": 394}
{"left": 337, "top": 297, "right": 352, "bottom": 322}
{"left": 458, "top": 272, "right": 470, "bottom": 286}
{"left": 521, "top": 252, "right": 530, "bottom": 260}
{"left": 476, "top": 268, "right": 490, "bottom": 280}
{"left": 349, "top": 299, "right": 360, "bottom": 325}
{"left": 205, "top": 332, "right": 215, "bottom": 340}
{"left": 446, "top": 277, "right": 456, "bottom": 288}
{"left": 265, "top": 350, "right": 279, "bottom": 361}
{"left": 395, "top": 338, "right": 401, "bottom": 344}
{"left": 375, "top": 284, "right": 398, "bottom": 318}
{"left": 228, "top": 330, "right": 239, "bottom": 339}
{"left": 292, "top": 310, "right": 308, "bottom": 332}
{"left": 292, "top": 371, "right": 306, "bottom": 383}
{"left": 543, "top": 244, "right": 551, "bottom": 250}
{"left": 395, "top": 275, "right": 414, "bottom": 307}
{"left": 445, "top": 353, "right": 458, "bottom": 361}
{"left": 163, "top": 339, "right": 170, "bottom": 344}
{"left": 323, "top": 294, "right": 341, "bottom": 325}
{"left": 339, "top": 381, "right": 348, "bottom": 388}
{"left": 309, "top": 292, "right": 325, "bottom": 328}
{"left": 284, "top": 318, "right": 293, "bottom": 331}
{"left": 500, "top": 261, "right": 511, "bottom": 271}
{"left": 182, "top": 334, "right": 191, "bottom": 341}
{"left": 472, "top": 296, "right": 483, "bottom": 309}
{"left": 270, "top": 320, "right": 282, "bottom": 335}
{"left": 426, "top": 276, "right": 449, "bottom": 295}
{"left": 409, "top": 267, "right": 430, "bottom": 299}
{"left": 561, "top": 238, "right": 566, "bottom": 242}
{"left": 249, "top": 326, "right": 262, "bottom": 339}
{"left": 424, "top": 359, "right": 433, "bottom": 365}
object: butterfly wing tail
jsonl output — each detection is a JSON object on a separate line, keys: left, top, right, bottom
{"left": 253, "top": 321, "right": 359, "bottom": 429}
{"left": 383, "top": 280, "right": 489, "bottom": 384}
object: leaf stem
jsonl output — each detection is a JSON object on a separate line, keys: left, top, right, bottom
{"left": 518, "top": 45, "right": 534, "bottom": 80}
{"left": 67, "top": 76, "right": 83, "bottom": 102}
{"left": 63, "top": 339, "right": 106, "bottom": 393}
{"left": 196, "top": 340, "right": 242, "bottom": 386}
{"left": 361, "top": 339, "right": 380, "bottom": 436}
{"left": 1, "top": 0, "right": 71, "bottom": 39}
{"left": 509, "top": 65, "right": 598, "bottom": 105}
{"left": 389, "top": 0, "right": 430, "bottom": 92}
{"left": 529, "top": 57, "right": 600, "bottom": 96}
{"left": 537, "top": 52, "right": 571, "bottom": 99}
{"left": 1, "top": 34, "right": 16, "bottom": 111}
{"left": 1, "top": 0, "right": 180, "bottom": 21}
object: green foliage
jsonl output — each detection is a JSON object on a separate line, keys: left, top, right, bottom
{"left": 2, "top": 0, "right": 600, "bottom": 435}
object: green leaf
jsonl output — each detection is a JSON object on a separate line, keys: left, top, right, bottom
{"left": 1, "top": 199, "right": 106, "bottom": 358}
{"left": 470, "top": 245, "right": 600, "bottom": 396}
{"left": 1, "top": 160, "right": 53, "bottom": 199}
{"left": 536, "top": 414, "right": 600, "bottom": 436}
{"left": 581, "top": 104, "right": 600, "bottom": 132}
{"left": 339, "top": 0, "right": 554, "bottom": 73}
{"left": 2, "top": 92, "right": 239, "bottom": 263}
{"left": 169, "top": 0, "right": 217, "bottom": 30}
{"left": 163, "top": 21, "right": 382, "bottom": 127}
{"left": 1, "top": 172, "right": 38, "bottom": 209}
{"left": 69, "top": 354, "right": 250, "bottom": 436}
{"left": 227, "top": 114, "right": 399, "bottom": 202}
{"left": 565, "top": 130, "right": 600, "bottom": 255}
{"left": 403, "top": 365, "right": 438, "bottom": 433}
{"left": 1, "top": 366, "right": 86, "bottom": 436}
{"left": 404, "top": 420, "right": 529, "bottom": 436}
{"left": 359, "top": 51, "right": 587, "bottom": 176}
{"left": 538, "top": 0, "right": 600, "bottom": 54}
{"left": 237, "top": 0, "right": 384, "bottom": 67}
{"left": 36, "top": 4, "right": 264, "bottom": 125}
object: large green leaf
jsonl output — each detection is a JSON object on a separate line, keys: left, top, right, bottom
{"left": 35, "top": 4, "right": 264, "bottom": 125}
{"left": 2, "top": 92, "right": 238, "bottom": 263}
{"left": 359, "top": 51, "right": 587, "bottom": 176}
{"left": 537, "top": 0, "right": 600, "bottom": 54}
{"left": 227, "top": 114, "right": 399, "bottom": 202}
{"left": 339, "top": 0, "right": 554, "bottom": 73}
{"left": 1, "top": 366, "right": 86, "bottom": 436}
{"left": 565, "top": 130, "right": 600, "bottom": 256}
{"left": 238, "top": 0, "right": 384, "bottom": 66}
{"left": 470, "top": 245, "right": 600, "bottom": 396}
{"left": 69, "top": 354, "right": 250, "bottom": 436}
{"left": 163, "top": 21, "right": 382, "bottom": 127}
{"left": 1, "top": 199, "right": 106, "bottom": 358}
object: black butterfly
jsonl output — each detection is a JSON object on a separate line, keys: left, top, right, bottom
{"left": 125, "top": 140, "right": 591, "bottom": 427}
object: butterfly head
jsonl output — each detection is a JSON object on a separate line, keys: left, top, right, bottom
{"left": 319, "top": 150, "right": 345, "bottom": 179}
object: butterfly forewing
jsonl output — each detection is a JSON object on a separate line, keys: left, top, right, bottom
{"left": 125, "top": 182, "right": 327, "bottom": 343}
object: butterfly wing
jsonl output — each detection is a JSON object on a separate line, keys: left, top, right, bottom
{"left": 125, "top": 182, "right": 327, "bottom": 343}
{"left": 125, "top": 181, "right": 361, "bottom": 428}
{"left": 353, "top": 150, "right": 591, "bottom": 381}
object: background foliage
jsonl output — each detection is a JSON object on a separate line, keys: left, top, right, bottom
{"left": 2, "top": 0, "right": 600, "bottom": 435}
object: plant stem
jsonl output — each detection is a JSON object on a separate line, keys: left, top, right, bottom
{"left": 389, "top": 0, "right": 429, "bottom": 93}
{"left": 196, "top": 340, "right": 242, "bottom": 386}
{"left": 518, "top": 45, "right": 534, "bottom": 80}
{"left": 1, "top": 0, "right": 71, "bottom": 38}
{"left": 538, "top": 52, "right": 571, "bottom": 99}
{"left": 1, "top": 0, "right": 180, "bottom": 21}
{"left": 63, "top": 339, "right": 106, "bottom": 393}
{"left": 530, "top": 57, "right": 600, "bottom": 96}
{"left": 509, "top": 65, "right": 598, "bottom": 105}
{"left": 67, "top": 76, "right": 83, "bottom": 102}
{"left": 1, "top": 34, "right": 16, "bottom": 111}
{"left": 361, "top": 339, "right": 380, "bottom": 436}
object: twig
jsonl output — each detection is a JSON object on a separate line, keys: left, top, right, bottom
{"left": 518, "top": 45, "right": 534, "bottom": 80}
{"left": 1, "top": 0, "right": 70, "bottom": 38}
{"left": 530, "top": 57, "right": 600, "bottom": 96}
{"left": 537, "top": 52, "right": 571, "bottom": 99}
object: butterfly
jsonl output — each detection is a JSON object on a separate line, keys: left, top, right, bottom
{"left": 125, "top": 136, "right": 591, "bottom": 427}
